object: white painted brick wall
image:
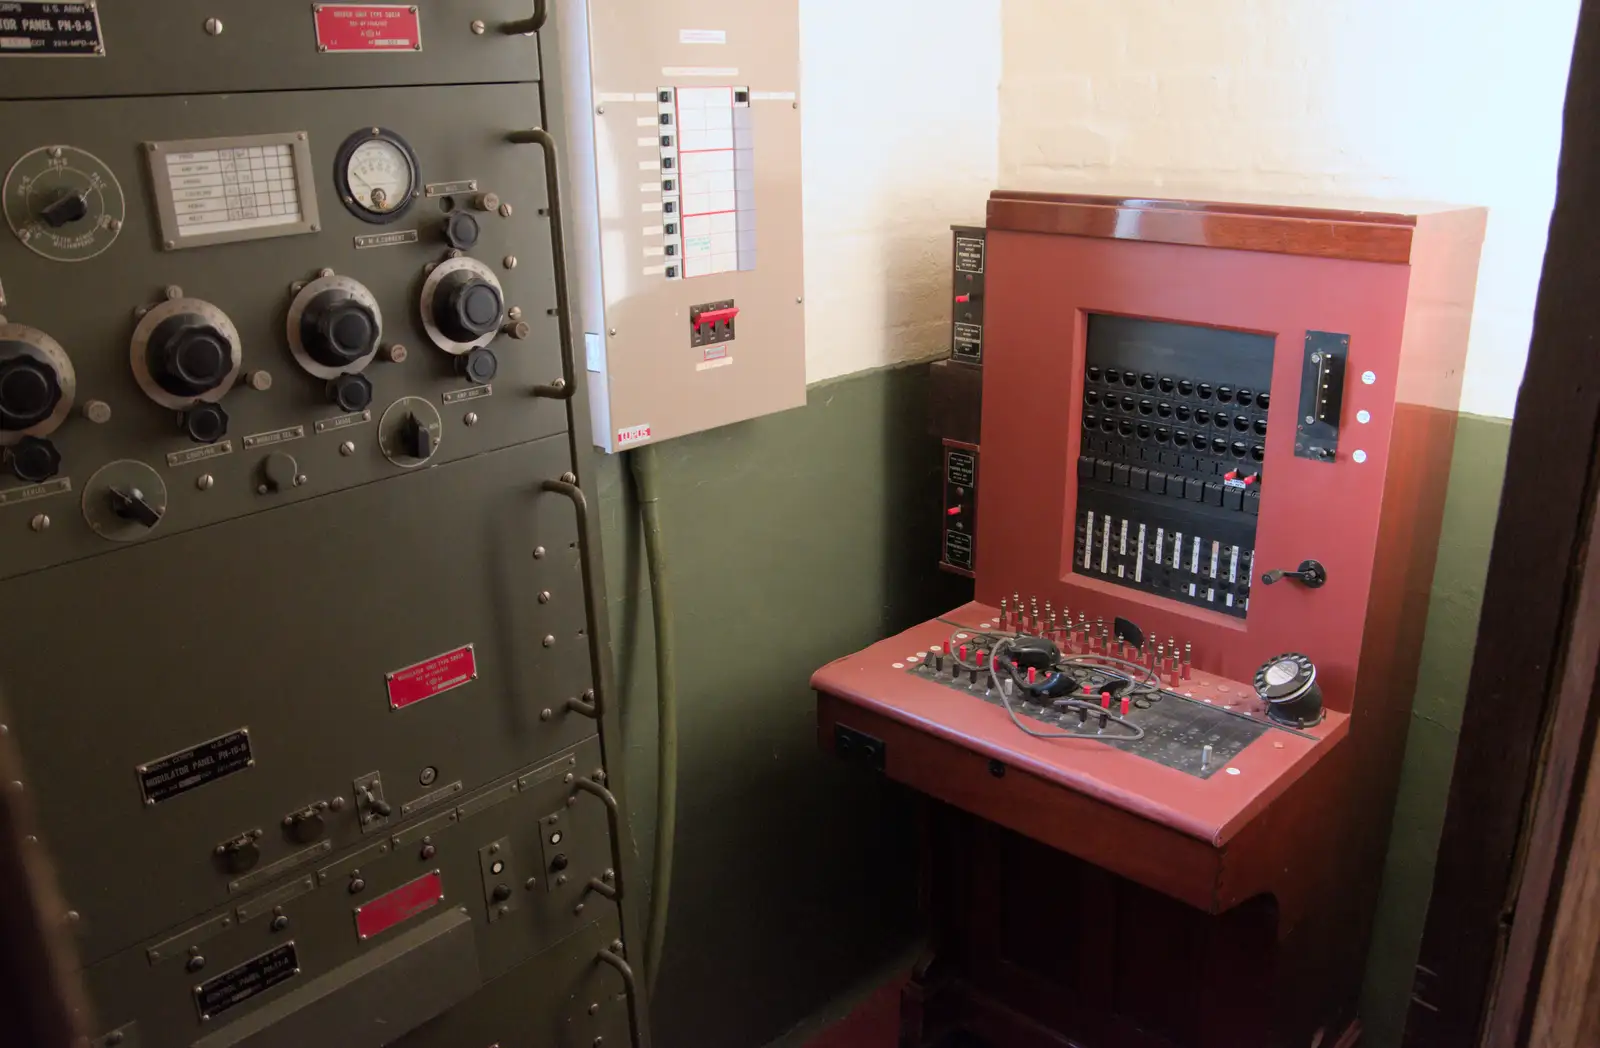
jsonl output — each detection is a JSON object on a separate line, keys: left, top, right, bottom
{"left": 801, "top": 0, "right": 1002, "bottom": 383}
{"left": 1000, "top": 0, "right": 1581, "bottom": 419}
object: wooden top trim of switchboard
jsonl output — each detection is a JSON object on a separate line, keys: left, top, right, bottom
{"left": 986, "top": 190, "right": 1434, "bottom": 264}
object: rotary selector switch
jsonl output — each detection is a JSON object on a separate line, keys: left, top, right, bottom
{"left": 286, "top": 272, "right": 384, "bottom": 385}
{"left": 130, "top": 295, "right": 242, "bottom": 443}
{"left": 420, "top": 257, "right": 505, "bottom": 358}
{"left": 3, "top": 145, "right": 126, "bottom": 262}
{"left": 378, "top": 396, "right": 443, "bottom": 469}
{"left": 82, "top": 460, "right": 169, "bottom": 542}
{"left": 0, "top": 322, "right": 75, "bottom": 482}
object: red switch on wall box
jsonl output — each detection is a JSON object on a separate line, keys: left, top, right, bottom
{"left": 693, "top": 306, "right": 740, "bottom": 330}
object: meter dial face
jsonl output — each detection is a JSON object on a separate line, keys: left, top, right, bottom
{"left": 335, "top": 129, "right": 418, "bottom": 223}
{"left": 4, "top": 145, "right": 126, "bottom": 262}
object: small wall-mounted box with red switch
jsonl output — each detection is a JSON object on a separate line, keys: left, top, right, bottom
{"left": 951, "top": 224, "right": 986, "bottom": 366}
{"left": 942, "top": 438, "right": 979, "bottom": 577}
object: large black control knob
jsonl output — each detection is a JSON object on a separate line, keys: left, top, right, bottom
{"left": 443, "top": 211, "right": 481, "bottom": 251}
{"left": 301, "top": 292, "right": 379, "bottom": 368}
{"left": 432, "top": 270, "right": 504, "bottom": 343}
{"left": 8, "top": 436, "right": 61, "bottom": 483}
{"left": 182, "top": 403, "right": 230, "bottom": 445}
{"left": 148, "top": 315, "right": 232, "bottom": 398}
{"left": 0, "top": 355, "right": 60, "bottom": 430}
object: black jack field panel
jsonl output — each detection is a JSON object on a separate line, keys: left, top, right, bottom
{"left": 0, "top": 5, "right": 647, "bottom": 1047}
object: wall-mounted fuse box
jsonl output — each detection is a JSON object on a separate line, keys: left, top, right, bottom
{"left": 556, "top": 1, "right": 806, "bottom": 452}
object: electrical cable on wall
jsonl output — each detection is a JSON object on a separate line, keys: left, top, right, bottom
{"left": 630, "top": 444, "right": 677, "bottom": 998}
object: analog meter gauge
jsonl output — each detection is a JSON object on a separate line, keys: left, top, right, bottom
{"left": 4, "top": 145, "right": 126, "bottom": 262}
{"left": 335, "top": 128, "right": 419, "bottom": 223}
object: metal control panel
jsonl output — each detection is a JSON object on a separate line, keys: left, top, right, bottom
{"left": 555, "top": 0, "right": 806, "bottom": 452}
{"left": 0, "top": 6, "right": 647, "bottom": 1047}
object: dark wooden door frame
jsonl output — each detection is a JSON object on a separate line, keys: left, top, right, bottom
{"left": 1404, "top": 5, "right": 1600, "bottom": 1045}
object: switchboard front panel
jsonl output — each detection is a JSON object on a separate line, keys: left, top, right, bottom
{"left": 0, "top": 7, "right": 647, "bottom": 1047}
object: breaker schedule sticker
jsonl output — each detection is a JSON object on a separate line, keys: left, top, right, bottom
{"left": 313, "top": 3, "right": 422, "bottom": 53}
{"left": 386, "top": 645, "right": 478, "bottom": 710}
{"left": 0, "top": 2, "right": 104, "bottom": 56}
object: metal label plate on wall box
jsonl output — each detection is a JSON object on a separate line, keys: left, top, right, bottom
{"left": 136, "top": 729, "right": 253, "bottom": 806}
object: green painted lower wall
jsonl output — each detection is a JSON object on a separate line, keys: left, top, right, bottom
{"left": 1359, "top": 413, "right": 1512, "bottom": 1047}
{"left": 596, "top": 363, "right": 970, "bottom": 1048}
{"left": 595, "top": 362, "right": 1511, "bottom": 1048}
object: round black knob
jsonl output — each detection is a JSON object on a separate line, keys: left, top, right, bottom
{"left": 433, "top": 271, "right": 504, "bottom": 343}
{"left": 302, "top": 293, "right": 379, "bottom": 368}
{"left": 330, "top": 373, "right": 374, "bottom": 412}
{"left": 492, "top": 883, "right": 513, "bottom": 903}
{"left": 182, "top": 403, "right": 229, "bottom": 445}
{"left": 8, "top": 436, "right": 61, "bottom": 483}
{"left": 0, "top": 354, "right": 60, "bottom": 430}
{"left": 460, "top": 347, "right": 498, "bottom": 385}
{"left": 149, "top": 315, "right": 232, "bottom": 397}
{"left": 443, "top": 211, "right": 481, "bottom": 250}
{"left": 40, "top": 190, "right": 88, "bottom": 229}
{"left": 549, "top": 853, "right": 569, "bottom": 872}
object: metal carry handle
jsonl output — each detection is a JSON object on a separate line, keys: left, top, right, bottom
{"left": 500, "top": 0, "right": 547, "bottom": 35}
{"left": 595, "top": 946, "right": 645, "bottom": 1047}
{"left": 507, "top": 128, "right": 577, "bottom": 400}
{"left": 540, "top": 480, "right": 605, "bottom": 717}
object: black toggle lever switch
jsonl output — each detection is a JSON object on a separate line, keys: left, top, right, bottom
{"left": 403, "top": 413, "right": 433, "bottom": 460}
{"left": 1261, "top": 558, "right": 1327, "bottom": 589}
{"left": 40, "top": 189, "right": 88, "bottom": 229}
{"left": 110, "top": 486, "right": 163, "bottom": 529}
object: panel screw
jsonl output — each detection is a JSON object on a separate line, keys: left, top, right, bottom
{"left": 533, "top": 546, "right": 546, "bottom": 558}
{"left": 526, "top": 877, "right": 538, "bottom": 890}
{"left": 105, "top": 218, "right": 121, "bottom": 232}
{"left": 270, "top": 915, "right": 289, "bottom": 932}
{"left": 471, "top": 19, "right": 486, "bottom": 33}
{"left": 597, "top": 105, "right": 606, "bottom": 115}
{"left": 82, "top": 399, "right": 112, "bottom": 423}
{"left": 503, "top": 256, "right": 517, "bottom": 269}
{"left": 294, "top": 474, "right": 307, "bottom": 487}
{"left": 1304, "top": 415, "right": 1315, "bottom": 424}
{"left": 340, "top": 440, "right": 355, "bottom": 456}
{"left": 318, "top": 267, "right": 335, "bottom": 279}
{"left": 165, "top": 285, "right": 183, "bottom": 300}
{"left": 186, "top": 955, "right": 205, "bottom": 972}
{"left": 500, "top": 203, "right": 514, "bottom": 218}
{"left": 63, "top": 908, "right": 77, "bottom": 921}
{"left": 447, "top": 248, "right": 465, "bottom": 259}
{"left": 419, "top": 766, "right": 438, "bottom": 786}
{"left": 542, "top": 635, "right": 555, "bottom": 647}
{"left": 349, "top": 877, "right": 365, "bottom": 893}
{"left": 464, "top": 411, "right": 478, "bottom": 426}
{"left": 204, "top": 17, "right": 224, "bottom": 35}
{"left": 47, "top": 146, "right": 62, "bottom": 159}
{"left": 29, "top": 514, "right": 49, "bottom": 532}
{"left": 608, "top": 328, "right": 617, "bottom": 336}
{"left": 1310, "top": 352, "right": 1322, "bottom": 363}
{"left": 540, "top": 708, "right": 553, "bottom": 720}
{"left": 561, "top": 472, "right": 576, "bottom": 483}
{"left": 196, "top": 474, "right": 214, "bottom": 491}
{"left": 421, "top": 843, "right": 436, "bottom": 859}
{"left": 589, "top": 1003, "right": 600, "bottom": 1016}
{"left": 574, "top": 902, "right": 585, "bottom": 915}
{"left": 538, "top": 591, "right": 551, "bottom": 603}
{"left": 507, "top": 306, "right": 523, "bottom": 321}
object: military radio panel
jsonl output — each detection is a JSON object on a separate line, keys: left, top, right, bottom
{"left": 0, "top": 4, "right": 647, "bottom": 1046}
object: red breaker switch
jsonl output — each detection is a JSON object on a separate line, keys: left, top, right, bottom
{"left": 692, "top": 305, "right": 739, "bottom": 331}
{"left": 689, "top": 300, "right": 738, "bottom": 349}
{"left": 947, "top": 506, "right": 962, "bottom": 516}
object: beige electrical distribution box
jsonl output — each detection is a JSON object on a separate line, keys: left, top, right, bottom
{"left": 555, "top": 0, "right": 806, "bottom": 452}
